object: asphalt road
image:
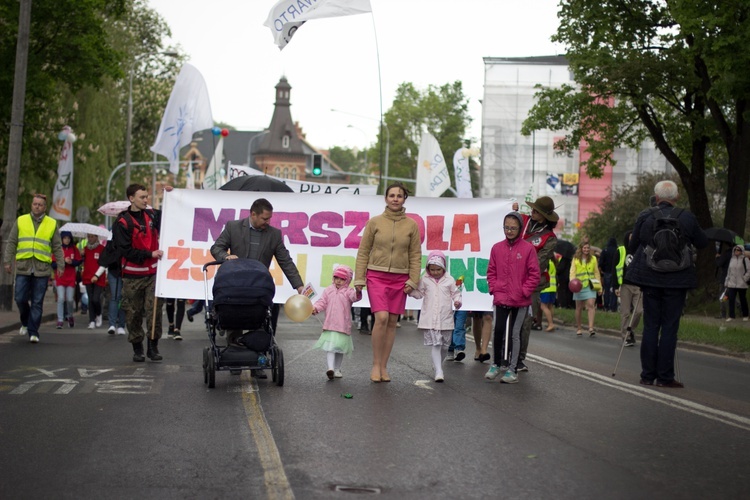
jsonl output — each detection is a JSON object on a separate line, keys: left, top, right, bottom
{"left": 1, "top": 310, "right": 749, "bottom": 499}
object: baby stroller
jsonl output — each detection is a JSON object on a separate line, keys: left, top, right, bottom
{"left": 201, "top": 259, "right": 284, "bottom": 388}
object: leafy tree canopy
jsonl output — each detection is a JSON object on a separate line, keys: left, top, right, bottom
{"left": 0, "top": 0, "right": 178, "bottom": 221}
{"left": 372, "top": 81, "right": 472, "bottom": 195}
{"left": 522, "top": 0, "right": 750, "bottom": 236}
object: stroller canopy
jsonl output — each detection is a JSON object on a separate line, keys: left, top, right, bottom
{"left": 213, "top": 259, "right": 275, "bottom": 307}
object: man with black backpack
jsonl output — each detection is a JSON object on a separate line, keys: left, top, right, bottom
{"left": 626, "top": 180, "right": 708, "bottom": 388}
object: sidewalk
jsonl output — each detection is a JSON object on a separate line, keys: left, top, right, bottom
{"left": 0, "top": 292, "right": 60, "bottom": 335}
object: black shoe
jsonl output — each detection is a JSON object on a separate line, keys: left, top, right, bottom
{"left": 167, "top": 324, "right": 175, "bottom": 338}
{"left": 532, "top": 323, "right": 543, "bottom": 331}
{"left": 186, "top": 311, "right": 194, "bottom": 322}
{"left": 132, "top": 342, "right": 145, "bottom": 362}
{"left": 517, "top": 360, "right": 529, "bottom": 372}
{"left": 147, "top": 339, "right": 163, "bottom": 361}
{"left": 656, "top": 379, "right": 684, "bottom": 388}
{"left": 359, "top": 326, "right": 371, "bottom": 335}
{"left": 639, "top": 378, "right": 654, "bottom": 386}
{"left": 625, "top": 333, "right": 636, "bottom": 347}
{"left": 251, "top": 369, "right": 267, "bottom": 379}
{"left": 173, "top": 330, "right": 182, "bottom": 341}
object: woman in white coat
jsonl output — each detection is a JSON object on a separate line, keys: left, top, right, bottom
{"left": 724, "top": 245, "right": 750, "bottom": 321}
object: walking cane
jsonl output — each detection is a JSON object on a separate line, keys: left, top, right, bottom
{"left": 612, "top": 290, "right": 641, "bottom": 377}
{"left": 674, "top": 345, "right": 681, "bottom": 382}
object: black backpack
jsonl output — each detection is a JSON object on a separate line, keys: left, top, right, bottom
{"left": 644, "top": 207, "right": 692, "bottom": 272}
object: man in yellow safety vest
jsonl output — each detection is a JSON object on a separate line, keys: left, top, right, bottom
{"left": 3, "top": 194, "right": 64, "bottom": 343}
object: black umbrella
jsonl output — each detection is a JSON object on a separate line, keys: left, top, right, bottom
{"left": 704, "top": 227, "right": 744, "bottom": 246}
{"left": 220, "top": 175, "right": 294, "bottom": 193}
{"left": 555, "top": 239, "right": 576, "bottom": 260}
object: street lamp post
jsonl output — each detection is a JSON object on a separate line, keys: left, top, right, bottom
{"left": 381, "top": 121, "right": 390, "bottom": 187}
{"left": 347, "top": 124, "right": 368, "bottom": 170}
{"left": 125, "top": 51, "right": 178, "bottom": 188}
{"left": 247, "top": 130, "right": 270, "bottom": 169}
{"left": 331, "top": 108, "right": 389, "bottom": 190}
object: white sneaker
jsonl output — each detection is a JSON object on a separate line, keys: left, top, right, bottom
{"left": 444, "top": 351, "right": 455, "bottom": 362}
{"left": 29, "top": 335, "right": 39, "bottom": 343}
{"left": 116, "top": 327, "right": 126, "bottom": 335}
{"left": 95, "top": 315, "right": 102, "bottom": 327}
{"left": 334, "top": 370, "right": 343, "bottom": 378}
{"left": 726, "top": 317, "right": 733, "bottom": 322}
{"left": 19, "top": 325, "right": 28, "bottom": 336}
{"left": 435, "top": 372, "right": 445, "bottom": 383}
{"left": 107, "top": 326, "right": 116, "bottom": 334}
{"left": 88, "top": 321, "right": 96, "bottom": 329}
{"left": 743, "top": 317, "right": 749, "bottom": 322}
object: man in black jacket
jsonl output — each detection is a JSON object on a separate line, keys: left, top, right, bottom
{"left": 626, "top": 180, "right": 707, "bottom": 388}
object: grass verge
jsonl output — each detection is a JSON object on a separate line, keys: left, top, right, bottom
{"left": 553, "top": 308, "right": 750, "bottom": 354}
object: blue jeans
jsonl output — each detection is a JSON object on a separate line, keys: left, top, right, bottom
{"left": 640, "top": 286, "right": 686, "bottom": 383}
{"left": 108, "top": 275, "right": 126, "bottom": 328}
{"left": 15, "top": 274, "right": 50, "bottom": 337}
{"left": 56, "top": 285, "right": 75, "bottom": 321}
{"left": 450, "top": 310, "right": 468, "bottom": 351}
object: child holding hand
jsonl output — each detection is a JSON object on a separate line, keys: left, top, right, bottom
{"left": 410, "top": 251, "right": 462, "bottom": 382}
{"left": 312, "top": 265, "right": 361, "bottom": 380}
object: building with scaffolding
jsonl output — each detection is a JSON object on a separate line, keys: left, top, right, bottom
{"left": 480, "top": 56, "right": 671, "bottom": 234}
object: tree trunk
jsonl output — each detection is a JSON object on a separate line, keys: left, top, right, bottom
{"left": 722, "top": 124, "right": 750, "bottom": 235}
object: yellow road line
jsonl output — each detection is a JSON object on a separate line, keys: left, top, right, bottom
{"left": 240, "top": 372, "right": 295, "bottom": 500}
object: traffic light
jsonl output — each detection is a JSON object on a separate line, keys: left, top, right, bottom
{"left": 312, "top": 154, "right": 322, "bottom": 176}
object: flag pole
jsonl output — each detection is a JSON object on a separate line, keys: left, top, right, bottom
{"left": 370, "top": 9, "right": 385, "bottom": 193}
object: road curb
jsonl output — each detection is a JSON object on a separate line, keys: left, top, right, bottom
{"left": 553, "top": 319, "right": 750, "bottom": 361}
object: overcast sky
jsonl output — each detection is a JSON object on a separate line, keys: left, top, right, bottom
{"left": 148, "top": 0, "right": 563, "bottom": 152}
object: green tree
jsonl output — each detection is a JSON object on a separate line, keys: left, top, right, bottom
{"left": 372, "top": 81, "right": 472, "bottom": 194}
{"left": 0, "top": 0, "right": 177, "bottom": 219}
{"left": 521, "top": 0, "right": 750, "bottom": 236}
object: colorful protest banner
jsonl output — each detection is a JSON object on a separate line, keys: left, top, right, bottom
{"left": 156, "top": 190, "right": 512, "bottom": 311}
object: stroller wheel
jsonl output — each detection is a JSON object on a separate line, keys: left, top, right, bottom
{"left": 207, "top": 351, "right": 216, "bottom": 389}
{"left": 272, "top": 345, "right": 284, "bottom": 387}
{"left": 202, "top": 347, "right": 209, "bottom": 385}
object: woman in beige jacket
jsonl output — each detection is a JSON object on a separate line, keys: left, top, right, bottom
{"left": 354, "top": 182, "right": 422, "bottom": 382}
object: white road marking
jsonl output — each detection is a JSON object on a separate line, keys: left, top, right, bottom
{"left": 414, "top": 380, "right": 434, "bottom": 391}
{"left": 528, "top": 354, "right": 750, "bottom": 432}
{"left": 77, "top": 368, "right": 115, "bottom": 378}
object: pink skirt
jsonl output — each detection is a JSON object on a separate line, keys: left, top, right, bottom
{"left": 366, "top": 270, "right": 408, "bottom": 315}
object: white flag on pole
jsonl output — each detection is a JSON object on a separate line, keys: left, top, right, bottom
{"left": 150, "top": 64, "right": 214, "bottom": 174}
{"left": 202, "top": 137, "right": 224, "bottom": 190}
{"left": 415, "top": 132, "right": 449, "bottom": 198}
{"left": 453, "top": 148, "right": 473, "bottom": 199}
{"left": 264, "top": 0, "right": 372, "bottom": 50}
{"left": 50, "top": 126, "right": 75, "bottom": 220}
{"left": 185, "top": 161, "right": 195, "bottom": 190}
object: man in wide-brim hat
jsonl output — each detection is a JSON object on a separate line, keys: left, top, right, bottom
{"left": 525, "top": 196, "right": 559, "bottom": 223}
{"left": 512, "top": 196, "right": 560, "bottom": 370}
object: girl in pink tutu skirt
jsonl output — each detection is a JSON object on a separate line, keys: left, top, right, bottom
{"left": 312, "top": 265, "right": 362, "bottom": 380}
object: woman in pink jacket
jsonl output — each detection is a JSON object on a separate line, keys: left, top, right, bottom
{"left": 409, "top": 251, "right": 462, "bottom": 382}
{"left": 312, "top": 265, "right": 362, "bottom": 380}
{"left": 485, "top": 212, "right": 540, "bottom": 384}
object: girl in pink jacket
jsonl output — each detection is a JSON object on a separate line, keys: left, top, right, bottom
{"left": 409, "top": 251, "right": 462, "bottom": 382}
{"left": 312, "top": 265, "right": 362, "bottom": 380}
{"left": 485, "top": 212, "right": 540, "bottom": 384}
